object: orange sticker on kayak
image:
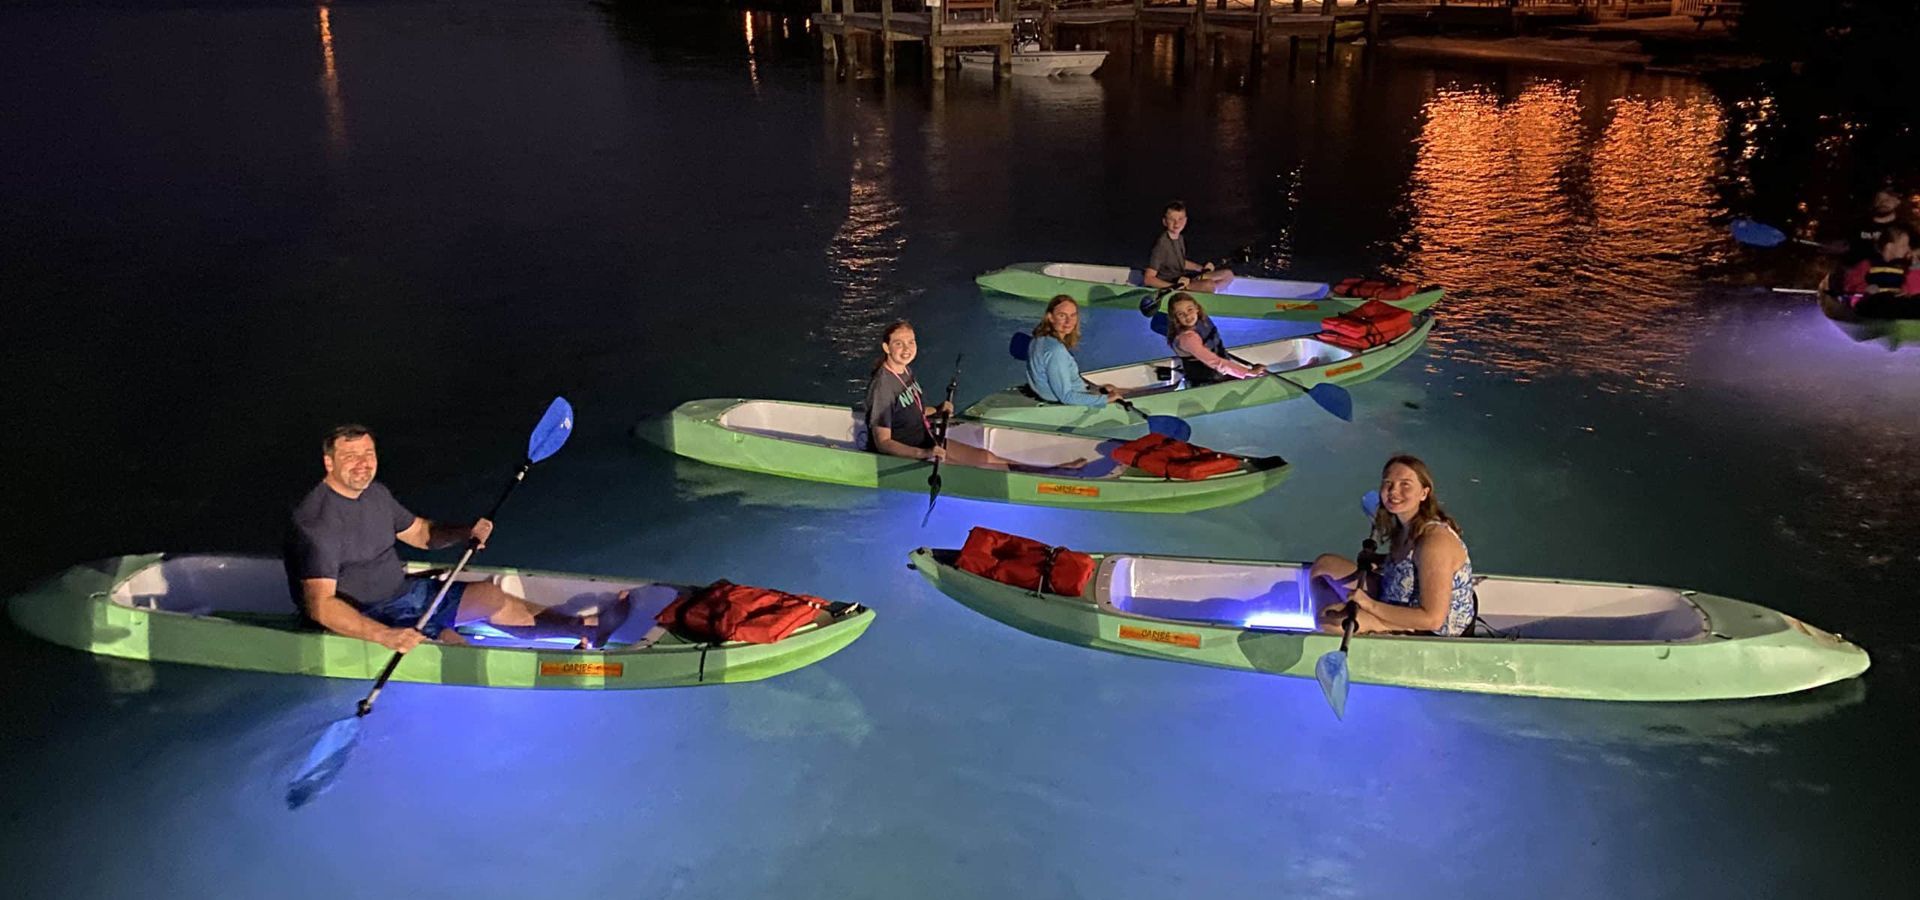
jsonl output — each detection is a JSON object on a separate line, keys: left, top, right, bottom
{"left": 1323, "top": 361, "right": 1363, "bottom": 377}
{"left": 1274, "top": 301, "right": 1320, "bottom": 312}
{"left": 540, "top": 662, "right": 624, "bottom": 678}
{"left": 1118, "top": 625, "right": 1201, "bottom": 649}
{"left": 1038, "top": 483, "right": 1100, "bottom": 497}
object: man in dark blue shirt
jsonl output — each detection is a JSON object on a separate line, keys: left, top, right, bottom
{"left": 286, "top": 425, "right": 625, "bottom": 653}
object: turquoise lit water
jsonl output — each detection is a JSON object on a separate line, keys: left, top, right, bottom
{"left": 2, "top": 2, "right": 1917, "bottom": 897}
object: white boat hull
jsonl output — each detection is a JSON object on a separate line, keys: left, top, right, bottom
{"left": 958, "top": 50, "right": 1108, "bottom": 77}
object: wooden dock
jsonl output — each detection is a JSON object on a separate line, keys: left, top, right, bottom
{"left": 812, "top": 1, "right": 1696, "bottom": 78}
{"left": 814, "top": 2, "right": 1018, "bottom": 77}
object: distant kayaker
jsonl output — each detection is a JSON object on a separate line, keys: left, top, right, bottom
{"left": 1143, "top": 201, "right": 1235, "bottom": 293}
{"left": 1837, "top": 221, "right": 1920, "bottom": 317}
{"left": 1165, "top": 294, "right": 1265, "bottom": 385}
{"left": 285, "top": 425, "right": 628, "bottom": 654}
{"left": 861, "top": 320, "right": 1015, "bottom": 468}
{"left": 1306, "top": 455, "right": 1476, "bottom": 636}
{"left": 1027, "top": 296, "right": 1127, "bottom": 406}
{"left": 1834, "top": 187, "right": 1909, "bottom": 265}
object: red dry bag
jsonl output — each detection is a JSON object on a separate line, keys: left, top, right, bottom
{"left": 955, "top": 527, "right": 1096, "bottom": 597}
{"left": 655, "top": 580, "right": 832, "bottom": 644}
{"left": 1320, "top": 298, "right": 1415, "bottom": 350}
{"left": 1331, "top": 277, "right": 1419, "bottom": 302}
{"left": 1106, "top": 432, "right": 1244, "bottom": 481}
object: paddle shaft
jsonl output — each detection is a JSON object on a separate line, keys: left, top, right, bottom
{"left": 922, "top": 355, "right": 962, "bottom": 526}
{"left": 1086, "top": 377, "right": 1141, "bottom": 418}
{"left": 1225, "top": 349, "right": 1351, "bottom": 419}
{"left": 357, "top": 461, "right": 533, "bottom": 716}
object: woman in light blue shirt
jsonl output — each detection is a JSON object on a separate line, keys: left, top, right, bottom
{"left": 1026, "top": 296, "right": 1128, "bottom": 407}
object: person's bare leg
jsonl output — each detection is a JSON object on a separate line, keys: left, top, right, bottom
{"left": 942, "top": 440, "right": 1013, "bottom": 470}
{"left": 453, "top": 582, "right": 631, "bottom": 647}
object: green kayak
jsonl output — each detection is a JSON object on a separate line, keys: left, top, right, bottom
{"left": 975, "top": 261, "right": 1445, "bottom": 321}
{"left": 1819, "top": 287, "right": 1919, "bottom": 350}
{"left": 7, "top": 555, "right": 874, "bottom": 689}
{"left": 642, "top": 399, "right": 1293, "bottom": 513}
{"left": 965, "top": 314, "right": 1434, "bottom": 433}
{"left": 908, "top": 548, "right": 1869, "bottom": 701}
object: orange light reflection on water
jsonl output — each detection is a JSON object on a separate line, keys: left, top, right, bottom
{"left": 317, "top": 5, "right": 346, "bottom": 156}
{"left": 1406, "top": 79, "right": 1729, "bottom": 392}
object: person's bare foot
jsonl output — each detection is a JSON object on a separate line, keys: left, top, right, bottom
{"left": 1059, "top": 457, "right": 1091, "bottom": 470}
{"left": 435, "top": 630, "right": 468, "bottom": 646}
{"left": 583, "top": 596, "right": 633, "bottom": 649}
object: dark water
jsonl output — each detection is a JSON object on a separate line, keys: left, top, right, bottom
{"left": 2, "top": 2, "right": 1917, "bottom": 897}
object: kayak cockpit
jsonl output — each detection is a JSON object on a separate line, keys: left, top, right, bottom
{"left": 1040, "top": 262, "right": 1139, "bottom": 286}
{"left": 1087, "top": 335, "right": 1359, "bottom": 393}
{"left": 1033, "top": 263, "right": 1329, "bottom": 300}
{"left": 1099, "top": 556, "right": 1712, "bottom": 642}
{"left": 108, "top": 554, "right": 688, "bottom": 647}
{"left": 718, "top": 401, "right": 1129, "bottom": 478}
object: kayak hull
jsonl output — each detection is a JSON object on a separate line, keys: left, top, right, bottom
{"left": 907, "top": 548, "right": 1869, "bottom": 701}
{"left": 964, "top": 315, "right": 1433, "bottom": 433}
{"left": 976, "top": 261, "right": 1444, "bottom": 321}
{"left": 643, "top": 398, "right": 1293, "bottom": 514}
{"left": 7, "top": 555, "right": 874, "bottom": 689}
{"left": 1819, "top": 288, "right": 1920, "bottom": 350}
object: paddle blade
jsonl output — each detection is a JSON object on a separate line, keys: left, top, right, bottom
{"left": 527, "top": 397, "right": 575, "bottom": 464}
{"left": 1138, "top": 291, "right": 1163, "bottom": 317}
{"left": 1008, "top": 332, "right": 1033, "bottom": 362}
{"left": 1360, "top": 490, "right": 1380, "bottom": 518}
{"left": 1149, "top": 312, "right": 1170, "bottom": 336}
{"left": 286, "top": 716, "right": 361, "bottom": 810}
{"left": 1315, "top": 650, "right": 1351, "bottom": 720}
{"left": 1730, "top": 218, "right": 1787, "bottom": 248}
{"left": 1145, "top": 415, "right": 1192, "bottom": 443}
{"left": 1306, "top": 383, "right": 1354, "bottom": 422}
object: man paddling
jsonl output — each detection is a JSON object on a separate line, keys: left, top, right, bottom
{"left": 1143, "top": 201, "right": 1235, "bottom": 294}
{"left": 286, "top": 425, "right": 626, "bottom": 653}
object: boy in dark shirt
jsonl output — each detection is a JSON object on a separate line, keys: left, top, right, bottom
{"left": 1143, "top": 201, "right": 1234, "bottom": 293}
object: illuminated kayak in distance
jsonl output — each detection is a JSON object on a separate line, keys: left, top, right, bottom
{"left": 906, "top": 548, "right": 1869, "bottom": 701}
{"left": 975, "top": 261, "right": 1446, "bottom": 321}
{"left": 7, "top": 555, "right": 873, "bottom": 689}
{"left": 964, "top": 314, "right": 1434, "bottom": 434}
{"left": 1818, "top": 286, "right": 1920, "bottom": 350}
{"left": 639, "top": 399, "right": 1292, "bottom": 514}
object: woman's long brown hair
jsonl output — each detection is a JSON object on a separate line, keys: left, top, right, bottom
{"left": 1370, "top": 454, "right": 1462, "bottom": 551}
{"left": 1032, "top": 295, "right": 1081, "bottom": 351}
{"left": 872, "top": 319, "right": 913, "bottom": 374}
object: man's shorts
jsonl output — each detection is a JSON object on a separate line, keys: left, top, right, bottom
{"left": 361, "top": 577, "right": 469, "bottom": 638}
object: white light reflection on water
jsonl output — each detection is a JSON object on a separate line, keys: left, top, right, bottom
{"left": 820, "top": 90, "right": 908, "bottom": 385}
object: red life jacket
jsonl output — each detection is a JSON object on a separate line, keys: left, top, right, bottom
{"left": 955, "top": 527, "right": 1097, "bottom": 597}
{"left": 1320, "top": 298, "right": 1415, "bottom": 350}
{"left": 1106, "top": 432, "right": 1244, "bottom": 481}
{"left": 1332, "top": 277, "right": 1419, "bottom": 301}
{"left": 654, "top": 580, "right": 833, "bottom": 644}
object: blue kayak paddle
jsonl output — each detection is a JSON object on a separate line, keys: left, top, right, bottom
{"left": 286, "top": 397, "right": 576, "bottom": 810}
{"left": 1147, "top": 313, "right": 1354, "bottom": 422}
{"left": 1315, "top": 602, "right": 1358, "bottom": 720}
{"left": 1314, "top": 489, "right": 1388, "bottom": 719}
{"left": 1729, "top": 218, "right": 1822, "bottom": 249}
{"left": 1007, "top": 332, "right": 1192, "bottom": 441}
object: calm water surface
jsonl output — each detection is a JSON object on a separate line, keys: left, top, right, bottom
{"left": 2, "top": 2, "right": 1917, "bottom": 897}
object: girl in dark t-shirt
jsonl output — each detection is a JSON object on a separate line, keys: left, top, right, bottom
{"left": 861, "top": 321, "right": 1016, "bottom": 468}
